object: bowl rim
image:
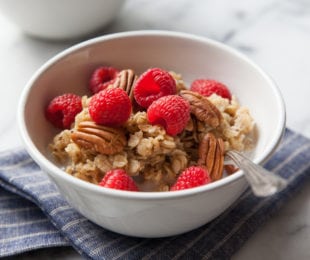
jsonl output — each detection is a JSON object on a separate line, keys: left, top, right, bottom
{"left": 17, "top": 30, "right": 286, "bottom": 200}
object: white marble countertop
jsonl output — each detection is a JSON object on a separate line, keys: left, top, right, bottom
{"left": 0, "top": 0, "right": 309, "bottom": 259}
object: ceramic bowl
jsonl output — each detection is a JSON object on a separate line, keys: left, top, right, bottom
{"left": 18, "top": 31, "right": 286, "bottom": 237}
{"left": 0, "top": 0, "right": 125, "bottom": 40}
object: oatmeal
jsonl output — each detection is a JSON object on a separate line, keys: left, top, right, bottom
{"left": 47, "top": 67, "right": 255, "bottom": 192}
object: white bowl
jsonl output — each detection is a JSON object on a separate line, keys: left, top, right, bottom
{"left": 0, "top": 0, "right": 125, "bottom": 40}
{"left": 18, "top": 31, "right": 286, "bottom": 237}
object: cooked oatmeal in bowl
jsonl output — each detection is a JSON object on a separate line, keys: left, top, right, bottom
{"left": 18, "top": 31, "right": 285, "bottom": 237}
{"left": 48, "top": 67, "right": 256, "bottom": 192}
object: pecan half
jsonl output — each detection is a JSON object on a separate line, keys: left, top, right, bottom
{"left": 71, "top": 121, "right": 126, "bottom": 155}
{"left": 198, "top": 132, "right": 225, "bottom": 181}
{"left": 112, "top": 69, "right": 138, "bottom": 102}
{"left": 180, "top": 90, "right": 222, "bottom": 128}
{"left": 224, "top": 164, "right": 239, "bottom": 175}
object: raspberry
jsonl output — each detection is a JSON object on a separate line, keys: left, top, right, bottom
{"left": 133, "top": 68, "right": 177, "bottom": 108}
{"left": 170, "top": 166, "right": 211, "bottom": 191}
{"left": 88, "top": 88, "right": 131, "bottom": 126}
{"left": 99, "top": 169, "right": 139, "bottom": 191}
{"left": 190, "top": 79, "right": 232, "bottom": 100}
{"left": 45, "top": 93, "right": 82, "bottom": 129}
{"left": 89, "top": 66, "right": 119, "bottom": 94}
{"left": 147, "top": 95, "right": 190, "bottom": 136}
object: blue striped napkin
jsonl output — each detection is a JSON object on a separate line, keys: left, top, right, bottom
{"left": 0, "top": 129, "right": 309, "bottom": 259}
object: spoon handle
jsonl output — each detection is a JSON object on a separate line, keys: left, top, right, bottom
{"left": 226, "top": 150, "right": 287, "bottom": 197}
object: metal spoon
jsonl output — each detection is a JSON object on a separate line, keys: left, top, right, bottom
{"left": 226, "top": 150, "right": 287, "bottom": 197}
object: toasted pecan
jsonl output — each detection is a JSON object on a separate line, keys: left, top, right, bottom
{"left": 198, "top": 132, "right": 225, "bottom": 181}
{"left": 112, "top": 69, "right": 138, "bottom": 101}
{"left": 71, "top": 121, "right": 126, "bottom": 155}
{"left": 180, "top": 90, "right": 222, "bottom": 128}
{"left": 224, "top": 164, "right": 239, "bottom": 175}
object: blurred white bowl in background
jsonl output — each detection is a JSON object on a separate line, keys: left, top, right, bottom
{"left": 0, "top": 0, "right": 125, "bottom": 40}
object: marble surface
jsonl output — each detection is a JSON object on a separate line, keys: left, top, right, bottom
{"left": 0, "top": 0, "right": 309, "bottom": 259}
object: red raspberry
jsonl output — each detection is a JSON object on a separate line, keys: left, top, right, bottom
{"left": 190, "top": 79, "right": 232, "bottom": 100}
{"left": 133, "top": 68, "right": 177, "bottom": 108}
{"left": 170, "top": 166, "right": 211, "bottom": 191}
{"left": 88, "top": 88, "right": 131, "bottom": 126}
{"left": 89, "top": 66, "right": 119, "bottom": 94}
{"left": 147, "top": 95, "right": 190, "bottom": 136}
{"left": 99, "top": 169, "right": 139, "bottom": 191}
{"left": 45, "top": 93, "right": 82, "bottom": 129}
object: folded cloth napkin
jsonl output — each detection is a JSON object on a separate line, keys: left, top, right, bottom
{"left": 0, "top": 128, "right": 309, "bottom": 259}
